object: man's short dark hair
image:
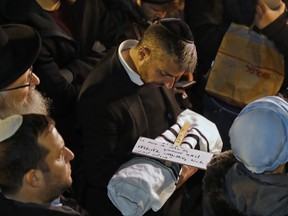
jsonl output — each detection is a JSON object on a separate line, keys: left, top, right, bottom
{"left": 0, "top": 114, "right": 54, "bottom": 194}
{"left": 138, "top": 18, "right": 197, "bottom": 73}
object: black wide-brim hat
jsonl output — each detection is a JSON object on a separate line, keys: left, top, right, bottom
{"left": 0, "top": 24, "right": 41, "bottom": 90}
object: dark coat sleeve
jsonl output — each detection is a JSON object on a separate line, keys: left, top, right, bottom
{"left": 260, "top": 2, "right": 288, "bottom": 88}
{"left": 261, "top": 10, "right": 288, "bottom": 56}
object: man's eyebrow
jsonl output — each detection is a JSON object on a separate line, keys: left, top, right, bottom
{"left": 162, "top": 70, "right": 175, "bottom": 77}
{"left": 43, "top": 125, "right": 55, "bottom": 137}
{"left": 42, "top": 130, "right": 51, "bottom": 137}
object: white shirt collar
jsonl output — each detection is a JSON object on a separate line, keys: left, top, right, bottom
{"left": 118, "top": 40, "right": 144, "bottom": 86}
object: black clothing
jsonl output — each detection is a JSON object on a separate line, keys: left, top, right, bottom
{"left": 0, "top": 194, "right": 89, "bottom": 216}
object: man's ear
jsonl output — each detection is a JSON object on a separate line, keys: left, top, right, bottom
{"left": 138, "top": 46, "right": 150, "bottom": 62}
{"left": 24, "top": 169, "right": 43, "bottom": 188}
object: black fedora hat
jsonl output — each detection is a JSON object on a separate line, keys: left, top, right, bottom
{"left": 0, "top": 24, "right": 41, "bottom": 90}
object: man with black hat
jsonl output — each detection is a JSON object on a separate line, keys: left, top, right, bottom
{"left": 0, "top": 0, "right": 116, "bottom": 118}
{"left": 77, "top": 18, "right": 198, "bottom": 216}
{"left": 0, "top": 0, "right": 119, "bottom": 202}
{"left": 0, "top": 24, "right": 50, "bottom": 119}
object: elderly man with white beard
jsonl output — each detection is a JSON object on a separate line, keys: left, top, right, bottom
{"left": 0, "top": 23, "right": 50, "bottom": 118}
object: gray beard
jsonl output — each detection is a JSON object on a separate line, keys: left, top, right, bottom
{"left": 0, "top": 89, "right": 51, "bottom": 119}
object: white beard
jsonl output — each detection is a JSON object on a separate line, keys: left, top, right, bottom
{"left": 0, "top": 88, "right": 51, "bottom": 119}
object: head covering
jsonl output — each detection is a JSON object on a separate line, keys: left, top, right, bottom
{"left": 0, "top": 24, "right": 41, "bottom": 90}
{"left": 229, "top": 96, "right": 288, "bottom": 173}
{"left": 0, "top": 115, "right": 23, "bottom": 142}
{"left": 141, "top": 0, "right": 173, "bottom": 3}
{"left": 155, "top": 18, "right": 194, "bottom": 44}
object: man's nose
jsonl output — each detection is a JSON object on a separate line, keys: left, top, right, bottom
{"left": 65, "top": 147, "right": 75, "bottom": 162}
{"left": 31, "top": 73, "right": 40, "bottom": 86}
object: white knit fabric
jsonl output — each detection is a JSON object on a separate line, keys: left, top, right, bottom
{"left": 107, "top": 157, "right": 177, "bottom": 216}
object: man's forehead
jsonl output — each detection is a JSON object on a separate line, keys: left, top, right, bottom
{"left": 37, "top": 126, "right": 64, "bottom": 153}
{"left": 158, "top": 58, "right": 184, "bottom": 76}
{"left": 37, "top": 125, "right": 55, "bottom": 146}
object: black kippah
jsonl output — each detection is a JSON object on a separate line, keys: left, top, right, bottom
{"left": 155, "top": 18, "right": 194, "bottom": 44}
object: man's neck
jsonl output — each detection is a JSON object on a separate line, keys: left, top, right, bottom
{"left": 36, "top": 0, "right": 61, "bottom": 11}
{"left": 122, "top": 48, "right": 137, "bottom": 73}
{"left": 4, "top": 189, "right": 49, "bottom": 205}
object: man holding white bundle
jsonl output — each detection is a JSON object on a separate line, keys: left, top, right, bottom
{"left": 77, "top": 17, "right": 201, "bottom": 216}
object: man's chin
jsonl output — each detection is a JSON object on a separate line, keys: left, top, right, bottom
{"left": 66, "top": 178, "right": 73, "bottom": 189}
{"left": 24, "top": 89, "right": 50, "bottom": 115}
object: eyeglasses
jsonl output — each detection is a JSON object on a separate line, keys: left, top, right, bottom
{"left": 0, "top": 67, "right": 33, "bottom": 92}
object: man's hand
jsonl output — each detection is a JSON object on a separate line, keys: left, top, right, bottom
{"left": 174, "top": 71, "right": 193, "bottom": 94}
{"left": 254, "top": 0, "right": 286, "bottom": 29}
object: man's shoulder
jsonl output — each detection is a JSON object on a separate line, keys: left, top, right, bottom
{"left": 78, "top": 49, "right": 118, "bottom": 99}
{"left": 0, "top": 194, "right": 85, "bottom": 216}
